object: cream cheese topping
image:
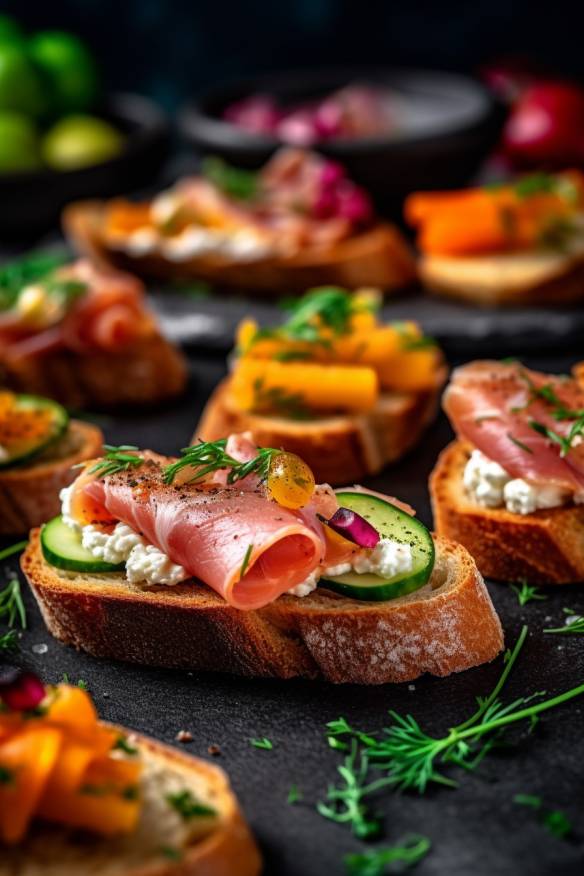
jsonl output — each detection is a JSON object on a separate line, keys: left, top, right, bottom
{"left": 462, "top": 448, "right": 583, "bottom": 515}
{"left": 111, "top": 224, "right": 275, "bottom": 263}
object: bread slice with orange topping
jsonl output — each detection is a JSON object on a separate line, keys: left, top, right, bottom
{"left": 0, "top": 393, "right": 103, "bottom": 535}
{"left": 0, "top": 679, "right": 261, "bottom": 875}
{"left": 22, "top": 529, "right": 503, "bottom": 685}
{"left": 196, "top": 288, "right": 447, "bottom": 484}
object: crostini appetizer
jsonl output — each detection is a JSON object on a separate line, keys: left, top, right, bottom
{"left": 197, "top": 287, "right": 446, "bottom": 484}
{"left": 22, "top": 435, "right": 503, "bottom": 684}
{"left": 0, "top": 670, "right": 261, "bottom": 875}
{"left": 0, "top": 254, "right": 187, "bottom": 409}
{"left": 405, "top": 171, "right": 584, "bottom": 306}
{"left": 63, "top": 148, "right": 416, "bottom": 295}
{"left": 431, "top": 361, "right": 584, "bottom": 583}
{"left": 0, "top": 391, "right": 103, "bottom": 534}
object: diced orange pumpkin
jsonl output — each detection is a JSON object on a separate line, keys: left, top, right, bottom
{"left": 46, "top": 686, "right": 99, "bottom": 738}
{"left": 40, "top": 739, "right": 97, "bottom": 798}
{"left": 378, "top": 349, "right": 440, "bottom": 392}
{"left": 105, "top": 200, "right": 153, "bottom": 236}
{"left": 230, "top": 359, "right": 379, "bottom": 414}
{"left": 0, "top": 727, "right": 62, "bottom": 844}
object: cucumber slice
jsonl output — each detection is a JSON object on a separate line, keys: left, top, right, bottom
{"left": 41, "top": 516, "right": 125, "bottom": 573}
{"left": 0, "top": 394, "right": 68, "bottom": 470}
{"left": 319, "top": 491, "right": 435, "bottom": 602}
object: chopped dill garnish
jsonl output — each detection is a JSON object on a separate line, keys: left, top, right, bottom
{"left": 0, "top": 629, "right": 18, "bottom": 652}
{"left": 249, "top": 737, "right": 273, "bottom": 750}
{"left": 514, "top": 794, "right": 572, "bottom": 839}
{"left": 511, "top": 580, "right": 548, "bottom": 607}
{"left": 89, "top": 445, "right": 143, "bottom": 478}
{"left": 287, "top": 784, "right": 302, "bottom": 804}
{"left": 166, "top": 789, "right": 217, "bottom": 819}
{"left": 164, "top": 439, "right": 280, "bottom": 485}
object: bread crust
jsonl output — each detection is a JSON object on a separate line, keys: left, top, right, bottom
{"left": 430, "top": 440, "right": 584, "bottom": 584}
{"left": 0, "top": 723, "right": 261, "bottom": 876}
{"left": 0, "top": 420, "right": 103, "bottom": 535}
{"left": 63, "top": 200, "right": 417, "bottom": 295}
{"left": 196, "top": 376, "right": 444, "bottom": 485}
{"left": 22, "top": 529, "right": 503, "bottom": 684}
{"left": 0, "top": 336, "right": 187, "bottom": 410}
{"left": 419, "top": 250, "right": 584, "bottom": 306}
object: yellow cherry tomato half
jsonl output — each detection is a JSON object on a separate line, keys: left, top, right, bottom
{"left": 266, "top": 452, "right": 315, "bottom": 509}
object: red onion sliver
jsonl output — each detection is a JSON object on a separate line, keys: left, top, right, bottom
{"left": 327, "top": 507, "right": 380, "bottom": 548}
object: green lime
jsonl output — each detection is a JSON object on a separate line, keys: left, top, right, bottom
{"left": 0, "top": 44, "right": 47, "bottom": 117}
{"left": 0, "top": 112, "right": 42, "bottom": 173}
{"left": 42, "top": 115, "right": 124, "bottom": 170}
{"left": 0, "top": 15, "right": 23, "bottom": 44}
{"left": 28, "top": 31, "right": 98, "bottom": 113}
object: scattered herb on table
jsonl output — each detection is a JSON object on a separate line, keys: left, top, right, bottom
{"left": 514, "top": 794, "right": 572, "bottom": 839}
{"left": 164, "top": 439, "right": 280, "bottom": 485}
{"left": 0, "top": 576, "right": 26, "bottom": 629}
{"left": 511, "top": 580, "right": 548, "bottom": 607}
{"left": 544, "top": 608, "right": 584, "bottom": 635}
{"left": 89, "top": 445, "right": 144, "bottom": 478}
{"left": 166, "top": 789, "right": 217, "bottom": 819}
{"left": 344, "top": 834, "right": 431, "bottom": 876}
{"left": 287, "top": 784, "right": 302, "bottom": 804}
{"left": 0, "top": 629, "right": 18, "bottom": 652}
{"left": 250, "top": 737, "right": 273, "bottom": 750}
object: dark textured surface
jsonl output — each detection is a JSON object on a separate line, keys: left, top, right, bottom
{"left": 2, "top": 352, "right": 584, "bottom": 876}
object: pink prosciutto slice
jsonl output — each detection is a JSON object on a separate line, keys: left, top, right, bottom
{"left": 77, "top": 449, "right": 328, "bottom": 611}
{"left": 444, "top": 360, "right": 584, "bottom": 493}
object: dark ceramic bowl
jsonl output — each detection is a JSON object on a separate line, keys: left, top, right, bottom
{"left": 0, "top": 93, "right": 170, "bottom": 238}
{"left": 180, "top": 67, "right": 504, "bottom": 213}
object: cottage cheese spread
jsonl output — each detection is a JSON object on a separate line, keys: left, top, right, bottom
{"left": 287, "top": 538, "right": 414, "bottom": 597}
{"left": 463, "top": 449, "right": 582, "bottom": 515}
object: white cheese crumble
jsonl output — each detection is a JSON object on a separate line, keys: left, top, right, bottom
{"left": 59, "top": 487, "right": 188, "bottom": 587}
{"left": 287, "top": 539, "right": 414, "bottom": 597}
{"left": 462, "top": 449, "right": 581, "bottom": 515}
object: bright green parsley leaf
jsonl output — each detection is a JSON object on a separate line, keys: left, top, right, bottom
{"left": 249, "top": 737, "right": 273, "bottom": 750}
{"left": 166, "top": 789, "right": 217, "bottom": 820}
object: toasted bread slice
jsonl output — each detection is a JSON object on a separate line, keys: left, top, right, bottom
{"left": 430, "top": 440, "right": 584, "bottom": 584}
{"left": 0, "top": 336, "right": 187, "bottom": 410}
{"left": 0, "top": 420, "right": 103, "bottom": 535}
{"left": 0, "top": 723, "right": 261, "bottom": 876}
{"left": 63, "top": 200, "right": 417, "bottom": 295}
{"left": 419, "top": 239, "right": 584, "bottom": 306}
{"left": 22, "top": 529, "right": 503, "bottom": 684}
{"left": 196, "top": 375, "right": 444, "bottom": 485}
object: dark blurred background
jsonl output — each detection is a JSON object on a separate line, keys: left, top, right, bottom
{"left": 5, "top": 0, "right": 584, "bottom": 108}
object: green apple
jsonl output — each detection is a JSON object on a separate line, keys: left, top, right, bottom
{"left": 0, "top": 44, "right": 47, "bottom": 117}
{"left": 29, "top": 31, "right": 98, "bottom": 113}
{"left": 42, "top": 115, "right": 124, "bottom": 170}
{"left": 0, "top": 112, "right": 42, "bottom": 172}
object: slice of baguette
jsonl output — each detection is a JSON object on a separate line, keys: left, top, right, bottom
{"left": 0, "top": 336, "right": 187, "bottom": 410}
{"left": 22, "top": 529, "right": 503, "bottom": 685}
{"left": 430, "top": 440, "right": 584, "bottom": 584}
{"left": 0, "top": 420, "right": 103, "bottom": 535}
{"left": 419, "top": 240, "right": 584, "bottom": 306}
{"left": 63, "top": 200, "right": 417, "bottom": 295}
{"left": 195, "top": 375, "right": 444, "bottom": 485}
{"left": 0, "top": 723, "right": 261, "bottom": 876}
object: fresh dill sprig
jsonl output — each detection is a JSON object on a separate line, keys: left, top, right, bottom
{"left": 250, "top": 737, "right": 273, "bottom": 750}
{"left": 239, "top": 544, "right": 254, "bottom": 581}
{"left": 544, "top": 608, "right": 584, "bottom": 635}
{"left": 511, "top": 580, "right": 548, "bottom": 607}
{"left": 163, "top": 439, "right": 280, "bottom": 485}
{"left": 344, "top": 834, "right": 431, "bottom": 876}
{"left": 0, "top": 577, "right": 26, "bottom": 629}
{"left": 0, "top": 629, "right": 18, "bottom": 652}
{"left": 317, "top": 738, "right": 390, "bottom": 838}
{"left": 514, "top": 794, "right": 572, "bottom": 839}
{"left": 323, "top": 627, "right": 584, "bottom": 798}
{"left": 89, "top": 445, "right": 143, "bottom": 478}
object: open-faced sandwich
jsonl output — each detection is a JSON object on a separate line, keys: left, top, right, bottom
{"left": 0, "top": 253, "right": 187, "bottom": 409}
{"left": 405, "top": 171, "right": 584, "bottom": 306}
{"left": 0, "top": 391, "right": 103, "bottom": 535}
{"left": 22, "top": 434, "right": 503, "bottom": 684}
{"left": 63, "top": 148, "right": 416, "bottom": 295}
{"left": 197, "top": 287, "right": 446, "bottom": 484}
{"left": 431, "top": 360, "right": 584, "bottom": 584}
{"left": 0, "top": 670, "right": 261, "bottom": 875}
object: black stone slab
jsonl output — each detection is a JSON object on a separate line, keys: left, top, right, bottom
{"left": 1, "top": 352, "right": 584, "bottom": 875}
